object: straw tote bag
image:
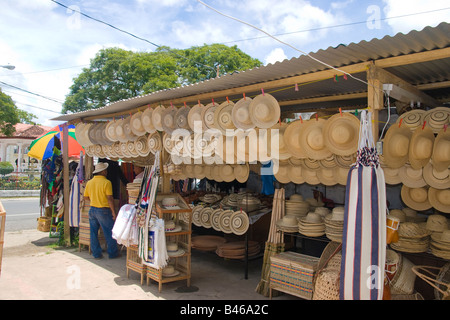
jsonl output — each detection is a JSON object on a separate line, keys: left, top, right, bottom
{"left": 340, "top": 111, "right": 387, "bottom": 300}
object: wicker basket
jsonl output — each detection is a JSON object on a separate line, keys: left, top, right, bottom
{"left": 313, "top": 241, "right": 342, "bottom": 300}
{"left": 269, "top": 251, "right": 319, "bottom": 300}
{"left": 37, "top": 217, "right": 51, "bottom": 232}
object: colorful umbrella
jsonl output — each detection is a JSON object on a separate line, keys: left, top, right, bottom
{"left": 28, "top": 124, "right": 85, "bottom": 160}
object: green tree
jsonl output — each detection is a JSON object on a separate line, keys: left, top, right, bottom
{"left": 0, "top": 88, "right": 38, "bottom": 136}
{"left": 62, "top": 44, "right": 262, "bottom": 113}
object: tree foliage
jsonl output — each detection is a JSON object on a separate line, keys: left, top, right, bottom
{"left": 0, "top": 88, "right": 38, "bottom": 136}
{"left": 63, "top": 44, "right": 262, "bottom": 114}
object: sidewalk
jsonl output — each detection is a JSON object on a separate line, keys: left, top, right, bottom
{"left": 0, "top": 229, "right": 296, "bottom": 300}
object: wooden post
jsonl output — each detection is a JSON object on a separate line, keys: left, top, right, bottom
{"left": 62, "top": 123, "right": 71, "bottom": 245}
{"left": 160, "top": 149, "right": 171, "bottom": 193}
{"left": 367, "top": 63, "right": 384, "bottom": 142}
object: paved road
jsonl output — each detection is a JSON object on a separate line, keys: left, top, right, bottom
{"left": 0, "top": 197, "right": 41, "bottom": 231}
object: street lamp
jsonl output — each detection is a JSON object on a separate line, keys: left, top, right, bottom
{"left": 0, "top": 65, "right": 15, "bottom": 70}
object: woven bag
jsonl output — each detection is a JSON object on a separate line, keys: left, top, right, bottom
{"left": 313, "top": 242, "right": 342, "bottom": 300}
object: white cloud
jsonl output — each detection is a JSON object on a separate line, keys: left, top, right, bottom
{"left": 264, "top": 48, "right": 288, "bottom": 65}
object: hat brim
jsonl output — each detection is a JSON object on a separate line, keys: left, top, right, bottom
{"left": 382, "top": 124, "right": 412, "bottom": 169}
{"left": 175, "top": 106, "right": 190, "bottom": 130}
{"left": 408, "top": 126, "right": 435, "bottom": 169}
{"left": 298, "top": 118, "right": 332, "bottom": 160}
{"left": 142, "top": 107, "right": 156, "bottom": 133}
{"left": 396, "top": 110, "right": 425, "bottom": 131}
{"left": 233, "top": 164, "right": 249, "bottom": 183}
{"left": 214, "top": 101, "right": 236, "bottom": 134}
{"left": 249, "top": 93, "right": 280, "bottom": 129}
{"left": 283, "top": 119, "right": 307, "bottom": 159}
{"left": 401, "top": 185, "right": 432, "bottom": 211}
{"left": 161, "top": 107, "right": 178, "bottom": 134}
{"left": 323, "top": 112, "right": 360, "bottom": 156}
{"left": 201, "top": 103, "right": 218, "bottom": 130}
{"left": 232, "top": 97, "right": 255, "bottom": 130}
{"left": 428, "top": 187, "right": 450, "bottom": 213}
{"left": 130, "top": 111, "right": 147, "bottom": 137}
{"left": 431, "top": 128, "right": 450, "bottom": 172}
{"left": 398, "top": 164, "right": 427, "bottom": 188}
{"left": 152, "top": 105, "right": 165, "bottom": 131}
{"left": 422, "top": 162, "right": 450, "bottom": 189}
{"left": 188, "top": 103, "right": 204, "bottom": 131}
{"left": 423, "top": 107, "right": 450, "bottom": 134}
{"left": 93, "top": 162, "right": 109, "bottom": 174}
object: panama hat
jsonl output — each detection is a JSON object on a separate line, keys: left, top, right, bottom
{"left": 105, "top": 120, "right": 119, "bottom": 142}
{"left": 232, "top": 97, "right": 255, "bottom": 130}
{"left": 162, "top": 133, "right": 174, "bottom": 154}
{"left": 162, "top": 264, "right": 180, "bottom": 277}
{"left": 201, "top": 102, "right": 218, "bottom": 130}
{"left": 408, "top": 125, "right": 435, "bottom": 169}
{"left": 319, "top": 155, "right": 337, "bottom": 169}
{"left": 335, "top": 153, "right": 356, "bottom": 168}
{"left": 214, "top": 100, "right": 236, "bottom": 134}
{"left": 317, "top": 167, "right": 337, "bottom": 186}
{"left": 423, "top": 107, "right": 450, "bottom": 134}
{"left": 428, "top": 188, "right": 450, "bottom": 213}
{"left": 141, "top": 107, "right": 156, "bottom": 133}
{"left": 175, "top": 105, "right": 190, "bottom": 131}
{"left": 218, "top": 209, "right": 234, "bottom": 234}
{"left": 211, "top": 165, "right": 223, "bottom": 182}
{"left": 425, "top": 214, "right": 449, "bottom": 233}
{"left": 382, "top": 166, "right": 402, "bottom": 185}
{"left": 199, "top": 207, "right": 213, "bottom": 228}
{"left": 230, "top": 210, "right": 249, "bottom": 235}
{"left": 432, "top": 128, "right": 450, "bottom": 172}
{"left": 335, "top": 166, "right": 349, "bottom": 185}
{"left": 249, "top": 93, "right": 280, "bottom": 129}
{"left": 220, "top": 164, "right": 235, "bottom": 182}
{"left": 99, "top": 122, "right": 114, "bottom": 145}
{"left": 268, "top": 123, "right": 292, "bottom": 160}
{"left": 303, "top": 168, "right": 320, "bottom": 185}
{"left": 88, "top": 122, "right": 101, "bottom": 145}
{"left": 166, "top": 242, "right": 185, "bottom": 257}
{"left": 235, "top": 129, "right": 253, "bottom": 163}
{"left": 79, "top": 122, "right": 93, "bottom": 147}
{"left": 131, "top": 111, "right": 147, "bottom": 136}
{"left": 423, "top": 162, "right": 450, "bottom": 189}
{"left": 288, "top": 164, "right": 305, "bottom": 184}
{"left": 121, "top": 116, "right": 138, "bottom": 141}
{"left": 188, "top": 102, "right": 204, "bottom": 132}
{"left": 134, "top": 134, "right": 150, "bottom": 157}
{"left": 276, "top": 215, "right": 299, "bottom": 233}
{"left": 274, "top": 162, "right": 290, "bottom": 184}
{"left": 193, "top": 164, "right": 206, "bottom": 179}
{"left": 152, "top": 105, "right": 165, "bottom": 131}
{"left": 399, "top": 164, "right": 427, "bottom": 188}
{"left": 74, "top": 122, "right": 86, "bottom": 146}
{"left": 210, "top": 209, "right": 223, "bottom": 232}
{"left": 401, "top": 185, "right": 432, "bottom": 211}
{"left": 396, "top": 109, "right": 425, "bottom": 131}
{"left": 161, "top": 106, "right": 178, "bottom": 134}
{"left": 283, "top": 119, "right": 307, "bottom": 159}
{"left": 382, "top": 123, "right": 412, "bottom": 169}
{"left": 146, "top": 131, "right": 160, "bottom": 155}
{"left": 323, "top": 112, "right": 360, "bottom": 156}
{"left": 234, "top": 164, "right": 249, "bottom": 183}
{"left": 93, "top": 162, "right": 109, "bottom": 174}
{"left": 298, "top": 118, "right": 332, "bottom": 160}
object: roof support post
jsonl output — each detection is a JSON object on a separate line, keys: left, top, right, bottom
{"left": 367, "top": 63, "right": 384, "bottom": 142}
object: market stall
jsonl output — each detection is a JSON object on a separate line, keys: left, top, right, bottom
{"left": 51, "top": 22, "right": 450, "bottom": 299}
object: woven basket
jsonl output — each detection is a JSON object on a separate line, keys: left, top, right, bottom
{"left": 390, "top": 254, "right": 416, "bottom": 295}
{"left": 313, "top": 241, "right": 342, "bottom": 300}
{"left": 37, "top": 217, "right": 51, "bottom": 232}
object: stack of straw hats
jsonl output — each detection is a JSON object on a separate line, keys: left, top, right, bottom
{"left": 430, "top": 229, "right": 450, "bottom": 259}
{"left": 390, "top": 222, "right": 431, "bottom": 253}
{"left": 385, "top": 249, "right": 417, "bottom": 295}
{"left": 284, "top": 194, "right": 310, "bottom": 217}
{"left": 298, "top": 211, "right": 325, "bottom": 237}
{"left": 276, "top": 215, "right": 299, "bottom": 233}
{"left": 216, "top": 241, "right": 260, "bottom": 259}
{"left": 191, "top": 235, "right": 226, "bottom": 252}
{"left": 324, "top": 207, "right": 345, "bottom": 242}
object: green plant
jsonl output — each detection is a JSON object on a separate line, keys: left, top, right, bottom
{"left": 0, "top": 161, "right": 14, "bottom": 176}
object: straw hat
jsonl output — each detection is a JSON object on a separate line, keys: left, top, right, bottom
{"left": 211, "top": 209, "right": 223, "bottom": 232}
{"left": 211, "top": 165, "right": 223, "bottom": 182}
{"left": 396, "top": 109, "right": 425, "bottom": 131}
{"left": 123, "top": 116, "right": 139, "bottom": 141}
{"left": 401, "top": 185, "right": 432, "bottom": 211}
{"left": 105, "top": 120, "right": 119, "bottom": 142}
{"left": 298, "top": 212, "right": 325, "bottom": 236}
{"left": 398, "top": 222, "right": 432, "bottom": 239}
{"left": 74, "top": 122, "right": 86, "bottom": 146}
{"left": 274, "top": 163, "right": 290, "bottom": 184}
{"left": 234, "top": 164, "right": 249, "bottom": 183}
{"left": 335, "top": 166, "right": 349, "bottom": 185}
{"left": 162, "top": 264, "right": 180, "bottom": 277}
{"left": 199, "top": 207, "right": 213, "bottom": 228}
{"left": 214, "top": 100, "right": 236, "bottom": 134}
{"left": 220, "top": 164, "right": 235, "bottom": 182}
{"left": 230, "top": 210, "right": 249, "bottom": 235}
{"left": 408, "top": 125, "right": 435, "bottom": 169}
{"left": 93, "top": 162, "right": 109, "bottom": 174}
{"left": 428, "top": 188, "right": 450, "bottom": 213}
{"left": 152, "top": 105, "right": 165, "bottom": 131}
{"left": 268, "top": 123, "right": 292, "bottom": 160}
{"left": 114, "top": 118, "right": 127, "bottom": 142}
{"left": 382, "top": 166, "right": 402, "bottom": 185}
{"left": 298, "top": 118, "right": 332, "bottom": 160}
{"left": 147, "top": 131, "right": 162, "bottom": 154}
{"left": 218, "top": 209, "right": 233, "bottom": 234}
{"left": 319, "top": 155, "right": 337, "bottom": 169}
{"left": 161, "top": 107, "right": 178, "bottom": 134}
{"left": 389, "top": 209, "right": 407, "bottom": 222}
{"left": 174, "top": 105, "right": 190, "bottom": 131}
{"left": 87, "top": 122, "right": 100, "bottom": 145}
{"left": 235, "top": 129, "right": 256, "bottom": 163}
{"left": 130, "top": 111, "right": 147, "bottom": 136}
{"left": 141, "top": 107, "right": 156, "bottom": 133}
{"left": 201, "top": 102, "right": 218, "bottom": 130}
{"left": 382, "top": 124, "right": 412, "bottom": 169}
{"left": 232, "top": 97, "right": 255, "bottom": 130}
{"left": 166, "top": 242, "right": 185, "bottom": 257}
{"left": 323, "top": 112, "right": 360, "bottom": 156}
{"left": 276, "top": 215, "right": 299, "bottom": 233}
{"left": 134, "top": 134, "right": 150, "bottom": 157}
{"left": 188, "top": 102, "right": 204, "bottom": 132}
{"left": 288, "top": 164, "right": 305, "bottom": 184}
{"left": 387, "top": 251, "right": 417, "bottom": 295}
{"left": 335, "top": 154, "right": 356, "bottom": 168}
{"left": 431, "top": 128, "right": 450, "bottom": 172}
{"left": 248, "top": 93, "right": 280, "bottom": 129}
{"left": 317, "top": 167, "right": 337, "bottom": 186}
{"left": 283, "top": 119, "right": 307, "bottom": 159}
{"left": 303, "top": 168, "right": 320, "bottom": 185}
{"left": 192, "top": 206, "right": 203, "bottom": 227}
{"left": 422, "top": 107, "right": 450, "bottom": 134}
{"left": 423, "top": 162, "right": 450, "bottom": 190}
{"left": 430, "top": 229, "right": 450, "bottom": 247}
{"left": 425, "top": 214, "right": 449, "bottom": 232}
{"left": 398, "top": 164, "right": 427, "bottom": 188}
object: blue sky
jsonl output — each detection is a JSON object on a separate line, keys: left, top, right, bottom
{"left": 0, "top": 0, "right": 449, "bottom": 126}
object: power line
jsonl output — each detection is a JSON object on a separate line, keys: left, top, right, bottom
{"left": 0, "top": 81, "right": 64, "bottom": 104}
{"left": 14, "top": 101, "right": 61, "bottom": 114}
{"left": 50, "top": 0, "right": 217, "bottom": 73}
{"left": 0, "top": 64, "right": 90, "bottom": 77}
{"left": 220, "top": 6, "right": 450, "bottom": 45}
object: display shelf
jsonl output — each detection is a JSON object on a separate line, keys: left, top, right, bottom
{"left": 146, "top": 193, "right": 192, "bottom": 292}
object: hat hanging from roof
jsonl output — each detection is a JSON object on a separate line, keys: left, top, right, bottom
{"left": 220, "top": 164, "right": 235, "bottom": 182}
{"left": 422, "top": 107, "right": 450, "bottom": 134}
{"left": 268, "top": 123, "right": 292, "bottom": 161}
{"left": 152, "top": 105, "right": 165, "bottom": 131}
{"left": 134, "top": 134, "right": 150, "bottom": 157}
{"left": 335, "top": 153, "right": 356, "bottom": 168}
{"left": 161, "top": 106, "right": 178, "bottom": 134}
{"left": 408, "top": 125, "right": 435, "bottom": 169}
{"left": 423, "top": 162, "right": 450, "bottom": 190}
{"left": 298, "top": 118, "right": 332, "bottom": 160}
{"left": 141, "top": 107, "right": 156, "bottom": 133}
{"left": 175, "top": 105, "right": 190, "bottom": 131}
{"left": 399, "top": 164, "right": 427, "bottom": 188}
{"left": 382, "top": 123, "right": 412, "bottom": 169}
{"left": 249, "top": 93, "right": 280, "bottom": 129}
{"left": 214, "top": 100, "right": 236, "bottom": 134}
{"left": 188, "top": 102, "right": 204, "bottom": 132}
{"left": 88, "top": 122, "right": 100, "bottom": 145}
{"left": 274, "top": 162, "right": 290, "bottom": 184}
{"left": 93, "top": 162, "right": 109, "bottom": 174}
{"left": 201, "top": 102, "right": 219, "bottom": 130}
{"left": 123, "top": 116, "right": 138, "bottom": 141}
{"left": 283, "top": 119, "right": 307, "bottom": 159}
{"left": 432, "top": 127, "right": 450, "bottom": 172}
{"left": 317, "top": 167, "right": 337, "bottom": 186}
{"left": 234, "top": 164, "right": 250, "bottom": 183}
{"left": 428, "top": 187, "right": 450, "bottom": 213}
{"left": 105, "top": 120, "right": 119, "bottom": 142}
{"left": 396, "top": 109, "right": 425, "bottom": 131}
{"left": 335, "top": 166, "right": 349, "bottom": 185}
{"left": 232, "top": 97, "right": 255, "bottom": 130}
{"left": 382, "top": 166, "right": 402, "bottom": 185}
{"left": 131, "top": 111, "right": 147, "bottom": 137}
{"left": 323, "top": 112, "right": 360, "bottom": 156}
{"left": 147, "top": 131, "right": 162, "bottom": 155}
{"left": 288, "top": 163, "right": 305, "bottom": 184}
{"left": 401, "top": 185, "right": 432, "bottom": 211}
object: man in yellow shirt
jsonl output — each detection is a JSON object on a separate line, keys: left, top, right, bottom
{"left": 84, "top": 162, "right": 119, "bottom": 259}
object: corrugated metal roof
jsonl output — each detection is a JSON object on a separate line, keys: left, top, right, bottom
{"left": 53, "top": 22, "right": 450, "bottom": 122}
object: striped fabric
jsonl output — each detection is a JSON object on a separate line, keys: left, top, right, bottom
{"left": 340, "top": 111, "right": 386, "bottom": 300}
